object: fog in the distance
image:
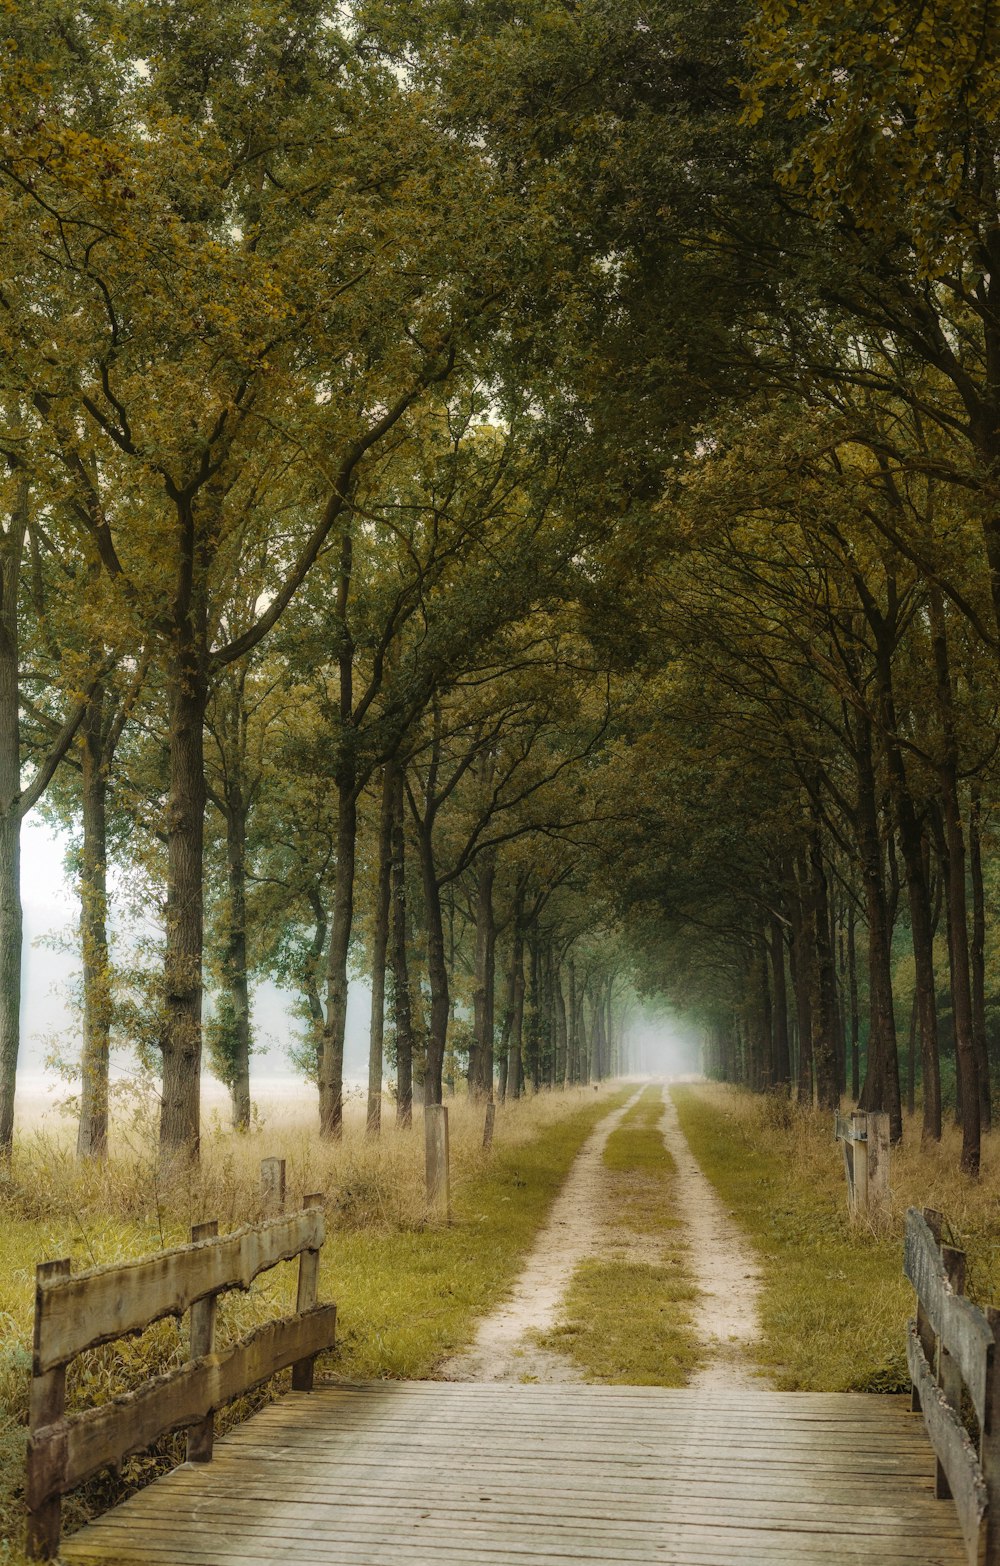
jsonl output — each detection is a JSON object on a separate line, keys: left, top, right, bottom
{"left": 625, "top": 1009, "right": 703, "bottom": 1079}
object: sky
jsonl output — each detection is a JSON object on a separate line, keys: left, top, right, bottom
{"left": 19, "top": 817, "right": 373, "bottom": 1097}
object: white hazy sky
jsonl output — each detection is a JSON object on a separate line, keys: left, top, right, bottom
{"left": 19, "top": 817, "right": 372, "bottom": 1093}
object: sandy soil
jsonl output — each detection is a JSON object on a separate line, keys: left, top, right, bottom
{"left": 438, "top": 1089, "right": 644, "bottom": 1382}
{"left": 439, "top": 1080, "right": 766, "bottom": 1386}
{"left": 658, "top": 1085, "right": 766, "bottom": 1389}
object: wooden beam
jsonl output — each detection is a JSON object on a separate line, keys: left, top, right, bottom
{"left": 186, "top": 1220, "right": 219, "bottom": 1463}
{"left": 27, "top": 1305, "right": 337, "bottom": 1511}
{"left": 34, "top": 1210, "right": 325, "bottom": 1374}
{"left": 291, "top": 1195, "right": 324, "bottom": 1393}
{"left": 26, "top": 1259, "right": 71, "bottom": 1561}
{"left": 904, "top": 1209, "right": 993, "bottom": 1428}
{"left": 906, "top": 1322, "right": 988, "bottom": 1566}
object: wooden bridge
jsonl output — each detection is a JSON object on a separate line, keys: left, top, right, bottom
{"left": 55, "top": 1380, "right": 965, "bottom": 1566}
{"left": 25, "top": 1201, "right": 991, "bottom": 1566}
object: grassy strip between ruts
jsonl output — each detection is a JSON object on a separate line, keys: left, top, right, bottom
{"left": 670, "top": 1082, "right": 912, "bottom": 1392}
{"left": 0, "top": 1085, "right": 631, "bottom": 1560}
{"left": 539, "top": 1084, "right": 701, "bottom": 1384}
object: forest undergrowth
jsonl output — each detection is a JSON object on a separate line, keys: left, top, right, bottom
{"left": 673, "top": 1082, "right": 1000, "bottom": 1392}
{"left": 0, "top": 1084, "right": 627, "bottom": 1560}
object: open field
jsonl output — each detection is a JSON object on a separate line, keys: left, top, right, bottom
{"left": 0, "top": 1082, "right": 630, "bottom": 1559}
{"left": 673, "top": 1082, "right": 1000, "bottom": 1393}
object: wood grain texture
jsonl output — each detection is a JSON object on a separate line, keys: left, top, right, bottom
{"left": 904, "top": 1207, "right": 993, "bottom": 1428}
{"left": 34, "top": 1210, "right": 325, "bottom": 1375}
{"left": 907, "top": 1321, "right": 987, "bottom": 1564}
{"left": 58, "top": 1381, "right": 967, "bottom": 1566}
{"left": 30, "top": 1305, "right": 336, "bottom": 1509}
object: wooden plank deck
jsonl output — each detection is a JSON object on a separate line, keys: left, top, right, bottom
{"left": 58, "top": 1381, "right": 967, "bottom": 1565}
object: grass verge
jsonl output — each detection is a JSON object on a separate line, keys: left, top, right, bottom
{"left": 540, "top": 1084, "right": 700, "bottom": 1384}
{"left": 0, "top": 1084, "right": 630, "bottom": 1561}
{"left": 671, "top": 1083, "right": 913, "bottom": 1392}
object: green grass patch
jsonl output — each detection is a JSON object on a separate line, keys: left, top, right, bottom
{"left": 671, "top": 1084, "right": 910, "bottom": 1392}
{"left": 603, "top": 1084, "right": 675, "bottom": 1178}
{"left": 542, "top": 1084, "right": 700, "bottom": 1383}
{"left": 543, "top": 1257, "right": 699, "bottom": 1384}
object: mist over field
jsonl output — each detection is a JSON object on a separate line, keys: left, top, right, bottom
{"left": 17, "top": 819, "right": 372, "bottom": 1123}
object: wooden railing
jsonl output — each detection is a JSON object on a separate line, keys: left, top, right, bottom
{"left": 25, "top": 1195, "right": 335, "bottom": 1560}
{"left": 905, "top": 1206, "right": 1000, "bottom": 1565}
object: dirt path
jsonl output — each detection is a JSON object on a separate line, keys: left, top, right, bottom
{"left": 438, "top": 1089, "right": 644, "bottom": 1382}
{"left": 439, "top": 1081, "right": 766, "bottom": 1387}
{"left": 659, "top": 1084, "right": 766, "bottom": 1389}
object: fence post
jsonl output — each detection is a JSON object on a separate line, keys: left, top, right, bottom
{"left": 25, "top": 1259, "right": 71, "bottom": 1561}
{"left": 425, "top": 1104, "right": 450, "bottom": 1220}
{"left": 850, "top": 1111, "right": 869, "bottom": 1215}
{"left": 186, "top": 1220, "right": 219, "bottom": 1462}
{"left": 261, "top": 1157, "right": 286, "bottom": 1217}
{"left": 867, "top": 1112, "right": 891, "bottom": 1212}
{"left": 292, "top": 1193, "right": 325, "bottom": 1392}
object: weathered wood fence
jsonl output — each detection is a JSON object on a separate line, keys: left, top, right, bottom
{"left": 835, "top": 1109, "right": 890, "bottom": 1216}
{"left": 25, "top": 1191, "right": 335, "bottom": 1560}
{"left": 905, "top": 1206, "right": 1000, "bottom": 1565}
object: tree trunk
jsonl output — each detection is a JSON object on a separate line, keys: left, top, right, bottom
{"left": 389, "top": 767, "right": 413, "bottom": 1128}
{"left": 756, "top": 923, "right": 773, "bottom": 1088}
{"left": 769, "top": 912, "right": 791, "bottom": 1089}
{"left": 789, "top": 859, "right": 814, "bottom": 1105}
{"left": 555, "top": 964, "right": 568, "bottom": 1086}
{"left": 510, "top": 916, "right": 526, "bottom": 1098}
{"left": 970, "top": 785, "right": 991, "bottom": 1132}
{"left": 160, "top": 616, "right": 209, "bottom": 1162}
{"left": 578, "top": 979, "right": 590, "bottom": 1084}
{"left": 303, "top": 890, "right": 327, "bottom": 1077}
{"left": 525, "top": 928, "right": 540, "bottom": 1091}
{"left": 877, "top": 641, "right": 942, "bottom": 1140}
{"left": 847, "top": 903, "right": 860, "bottom": 1100}
{"left": 930, "top": 590, "right": 980, "bottom": 1174}
{"left": 809, "top": 820, "right": 839, "bottom": 1111}
{"left": 591, "top": 983, "right": 605, "bottom": 1081}
{"left": 320, "top": 525, "right": 355, "bottom": 1140}
{"left": 77, "top": 686, "right": 112, "bottom": 1159}
{"left": 222, "top": 778, "right": 252, "bottom": 1132}
{"left": 567, "top": 956, "right": 578, "bottom": 1083}
{"left": 906, "top": 992, "right": 918, "bottom": 1119}
{"left": 471, "top": 849, "right": 496, "bottom": 1100}
{"left": 0, "top": 476, "right": 25, "bottom": 1158}
{"left": 366, "top": 764, "right": 394, "bottom": 1137}
{"left": 320, "top": 767, "right": 355, "bottom": 1138}
{"left": 854, "top": 711, "right": 902, "bottom": 1141}
{"left": 417, "top": 823, "right": 448, "bottom": 1106}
